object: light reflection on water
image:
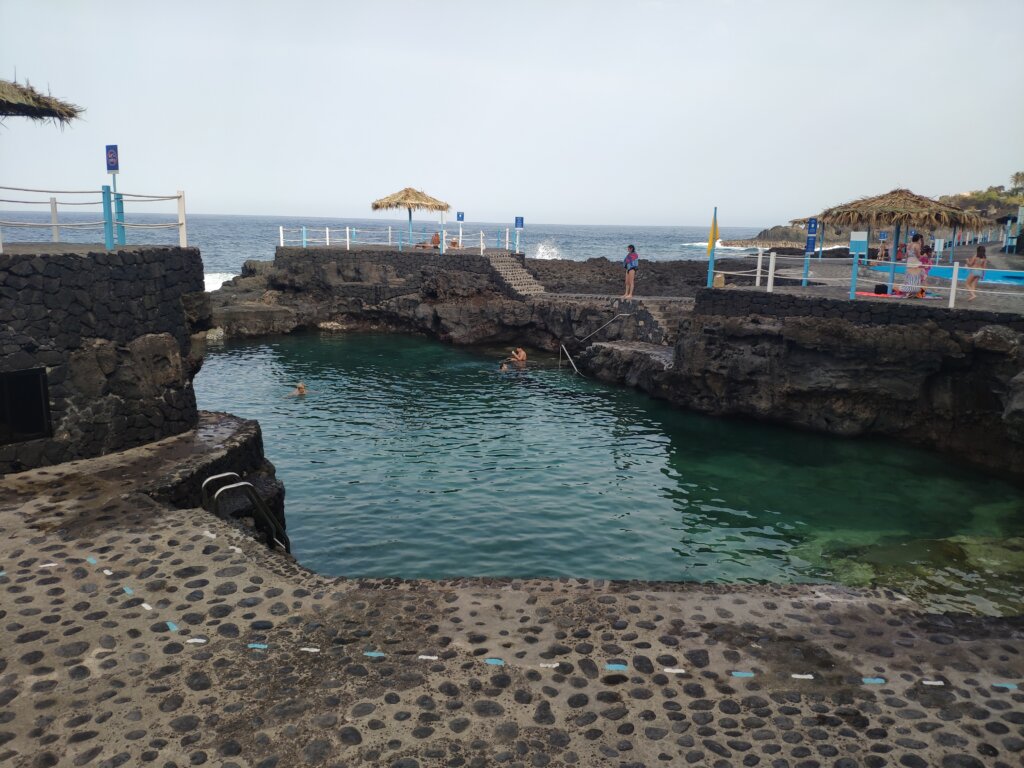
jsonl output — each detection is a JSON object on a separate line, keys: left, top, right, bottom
{"left": 194, "top": 333, "right": 1024, "bottom": 615}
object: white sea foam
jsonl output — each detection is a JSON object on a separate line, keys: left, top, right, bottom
{"left": 204, "top": 272, "right": 237, "bottom": 292}
{"left": 683, "top": 240, "right": 753, "bottom": 251}
{"left": 533, "top": 243, "right": 561, "bottom": 260}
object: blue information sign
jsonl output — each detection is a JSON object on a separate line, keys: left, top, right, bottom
{"left": 514, "top": 216, "right": 524, "bottom": 229}
{"left": 456, "top": 211, "right": 464, "bottom": 222}
{"left": 878, "top": 231, "right": 888, "bottom": 241}
{"left": 910, "top": 229, "right": 917, "bottom": 236}
{"left": 105, "top": 144, "right": 119, "bottom": 173}
{"left": 807, "top": 217, "right": 818, "bottom": 234}
{"left": 804, "top": 236, "right": 816, "bottom": 253}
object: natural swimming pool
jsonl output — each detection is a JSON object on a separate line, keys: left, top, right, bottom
{"left": 194, "top": 333, "right": 1024, "bottom": 615}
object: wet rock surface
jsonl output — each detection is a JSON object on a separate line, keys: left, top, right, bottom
{"left": 1, "top": 414, "right": 1022, "bottom": 767}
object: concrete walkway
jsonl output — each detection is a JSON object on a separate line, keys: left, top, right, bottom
{"left": 1, "top": 413, "right": 1022, "bottom": 767}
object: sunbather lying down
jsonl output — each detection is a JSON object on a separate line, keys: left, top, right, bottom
{"left": 415, "top": 233, "right": 442, "bottom": 249}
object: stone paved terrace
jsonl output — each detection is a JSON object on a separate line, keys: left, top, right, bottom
{"left": 1, "top": 414, "right": 1023, "bottom": 768}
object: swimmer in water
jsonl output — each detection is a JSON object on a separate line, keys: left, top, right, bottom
{"left": 287, "top": 381, "right": 307, "bottom": 397}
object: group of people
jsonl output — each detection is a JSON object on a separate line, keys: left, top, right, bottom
{"left": 896, "top": 234, "right": 988, "bottom": 300}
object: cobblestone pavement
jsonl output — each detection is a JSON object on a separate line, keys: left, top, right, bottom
{"left": 1, "top": 416, "right": 1022, "bottom": 768}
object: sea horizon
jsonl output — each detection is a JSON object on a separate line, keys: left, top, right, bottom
{"left": 0, "top": 209, "right": 764, "bottom": 292}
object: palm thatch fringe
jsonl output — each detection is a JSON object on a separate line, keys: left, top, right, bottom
{"left": 795, "top": 188, "right": 986, "bottom": 230}
{"left": 371, "top": 187, "right": 449, "bottom": 213}
{"left": 0, "top": 79, "right": 82, "bottom": 125}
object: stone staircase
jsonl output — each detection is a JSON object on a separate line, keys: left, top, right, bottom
{"left": 486, "top": 253, "right": 546, "bottom": 298}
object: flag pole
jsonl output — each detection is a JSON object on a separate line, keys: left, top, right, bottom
{"left": 705, "top": 206, "right": 718, "bottom": 288}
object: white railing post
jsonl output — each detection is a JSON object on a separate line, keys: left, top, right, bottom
{"left": 176, "top": 190, "right": 188, "bottom": 247}
{"left": 345, "top": 226, "right": 350, "bottom": 250}
{"left": 479, "top": 231, "right": 484, "bottom": 255}
{"left": 388, "top": 226, "right": 392, "bottom": 245}
{"left": 755, "top": 247, "right": 764, "bottom": 287}
{"left": 505, "top": 228, "right": 510, "bottom": 250}
{"left": 50, "top": 196, "right": 59, "bottom": 242}
{"left": 948, "top": 262, "right": 959, "bottom": 308}
{"left": 279, "top": 226, "right": 284, "bottom": 246}
{"left": 766, "top": 251, "right": 777, "bottom": 293}
{"left": 325, "top": 227, "right": 330, "bottom": 246}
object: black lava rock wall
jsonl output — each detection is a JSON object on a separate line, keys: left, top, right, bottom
{"left": 0, "top": 247, "right": 206, "bottom": 474}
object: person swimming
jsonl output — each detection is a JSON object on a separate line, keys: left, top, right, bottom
{"left": 287, "top": 381, "right": 307, "bottom": 396}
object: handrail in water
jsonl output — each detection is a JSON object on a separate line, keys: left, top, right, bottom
{"left": 559, "top": 344, "right": 583, "bottom": 376}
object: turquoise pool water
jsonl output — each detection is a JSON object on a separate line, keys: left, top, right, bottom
{"left": 869, "top": 262, "right": 1024, "bottom": 285}
{"left": 194, "top": 333, "right": 1024, "bottom": 615}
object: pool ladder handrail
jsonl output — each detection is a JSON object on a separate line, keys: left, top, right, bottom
{"left": 575, "top": 312, "right": 633, "bottom": 343}
{"left": 201, "top": 472, "right": 291, "bottom": 554}
{"left": 559, "top": 312, "right": 634, "bottom": 376}
{"left": 559, "top": 343, "right": 583, "bottom": 376}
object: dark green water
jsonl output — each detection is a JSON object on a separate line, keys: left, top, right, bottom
{"left": 194, "top": 333, "right": 1024, "bottom": 615}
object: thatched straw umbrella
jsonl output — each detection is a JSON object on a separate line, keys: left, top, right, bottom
{"left": 817, "top": 188, "right": 985, "bottom": 232}
{"left": 371, "top": 187, "right": 450, "bottom": 244}
{"left": 799, "top": 188, "right": 987, "bottom": 264}
{"left": 0, "top": 79, "right": 82, "bottom": 125}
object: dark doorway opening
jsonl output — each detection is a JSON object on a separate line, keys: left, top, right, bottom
{"left": 0, "top": 368, "right": 52, "bottom": 446}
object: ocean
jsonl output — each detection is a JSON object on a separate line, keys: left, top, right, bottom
{"left": 0, "top": 210, "right": 761, "bottom": 292}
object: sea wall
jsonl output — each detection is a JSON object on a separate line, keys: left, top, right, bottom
{"left": 210, "top": 248, "right": 683, "bottom": 347}
{"left": 0, "top": 247, "right": 208, "bottom": 474}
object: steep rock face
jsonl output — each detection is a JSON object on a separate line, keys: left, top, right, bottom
{"left": 587, "top": 312, "right": 1022, "bottom": 476}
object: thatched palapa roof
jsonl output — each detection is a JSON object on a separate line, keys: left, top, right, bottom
{"left": 796, "top": 188, "right": 986, "bottom": 231}
{"left": 0, "top": 79, "right": 82, "bottom": 125}
{"left": 371, "top": 187, "right": 450, "bottom": 213}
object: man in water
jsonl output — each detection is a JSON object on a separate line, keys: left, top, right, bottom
{"left": 501, "top": 347, "right": 527, "bottom": 369}
{"left": 622, "top": 244, "right": 638, "bottom": 298}
{"left": 287, "top": 381, "right": 307, "bottom": 397}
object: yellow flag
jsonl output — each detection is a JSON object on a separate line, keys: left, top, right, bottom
{"left": 707, "top": 209, "right": 719, "bottom": 257}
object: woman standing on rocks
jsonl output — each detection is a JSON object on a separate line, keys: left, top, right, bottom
{"left": 622, "top": 244, "right": 639, "bottom": 298}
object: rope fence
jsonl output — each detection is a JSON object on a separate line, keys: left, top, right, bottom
{"left": 277, "top": 225, "right": 524, "bottom": 255}
{"left": 0, "top": 184, "right": 187, "bottom": 251}
{"left": 708, "top": 249, "right": 1024, "bottom": 310}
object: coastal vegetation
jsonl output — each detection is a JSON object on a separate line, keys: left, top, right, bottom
{"left": 938, "top": 172, "right": 1024, "bottom": 219}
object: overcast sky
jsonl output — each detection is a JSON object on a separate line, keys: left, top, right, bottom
{"left": 2, "top": 0, "right": 1022, "bottom": 227}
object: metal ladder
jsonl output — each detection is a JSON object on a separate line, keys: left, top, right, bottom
{"left": 201, "top": 472, "right": 291, "bottom": 553}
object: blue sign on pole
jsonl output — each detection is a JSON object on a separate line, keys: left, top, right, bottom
{"left": 804, "top": 235, "right": 816, "bottom": 253}
{"left": 514, "top": 216, "right": 524, "bottom": 229}
{"left": 105, "top": 145, "right": 119, "bottom": 173}
{"left": 878, "top": 231, "right": 888, "bottom": 241}
{"left": 807, "top": 217, "right": 818, "bottom": 234}
{"left": 456, "top": 211, "right": 464, "bottom": 222}
{"left": 910, "top": 228, "right": 917, "bottom": 236}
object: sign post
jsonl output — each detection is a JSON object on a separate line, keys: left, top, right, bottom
{"left": 457, "top": 211, "right": 464, "bottom": 248}
{"left": 105, "top": 145, "right": 125, "bottom": 245}
{"left": 849, "top": 231, "right": 868, "bottom": 299}
{"left": 514, "top": 216, "right": 523, "bottom": 254}
{"left": 802, "top": 217, "right": 817, "bottom": 287}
